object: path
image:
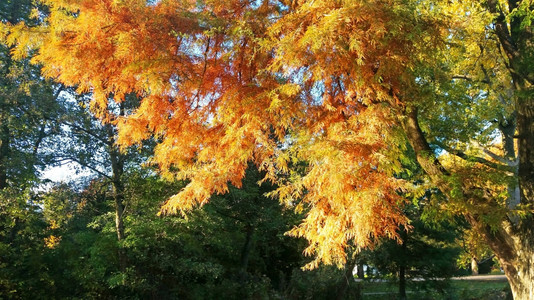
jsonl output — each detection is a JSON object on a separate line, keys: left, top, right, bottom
{"left": 355, "top": 274, "right": 508, "bottom": 282}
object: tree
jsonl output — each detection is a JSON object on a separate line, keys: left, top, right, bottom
{"left": 38, "top": 166, "right": 307, "bottom": 299}
{"left": 0, "top": 188, "right": 54, "bottom": 299}
{"left": 0, "top": 2, "right": 64, "bottom": 297}
{"left": 5, "top": 0, "right": 411, "bottom": 268}
{"left": 405, "top": 2, "right": 534, "bottom": 297}
{"left": 368, "top": 204, "right": 461, "bottom": 300}
{"left": 4, "top": 0, "right": 534, "bottom": 298}
{"left": 47, "top": 92, "right": 145, "bottom": 273}
{"left": 0, "top": 0, "right": 62, "bottom": 190}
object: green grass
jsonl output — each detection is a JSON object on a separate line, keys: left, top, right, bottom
{"left": 358, "top": 279, "right": 510, "bottom": 300}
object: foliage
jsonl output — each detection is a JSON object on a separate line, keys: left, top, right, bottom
{"left": 0, "top": 188, "right": 53, "bottom": 299}
{"left": 0, "top": 0, "right": 63, "bottom": 190}
{"left": 2, "top": 0, "right": 445, "bottom": 268}
{"left": 32, "top": 167, "right": 308, "bottom": 299}
{"left": 367, "top": 205, "right": 462, "bottom": 287}
{"left": 287, "top": 265, "right": 362, "bottom": 300}
{"left": 3, "top": 0, "right": 534, "bottom": 297}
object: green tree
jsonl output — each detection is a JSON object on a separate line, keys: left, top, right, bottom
{"left": 0, "top": 0, "right": 62, "bottom": 190}
{"left": 404, "top": 2, "right": 534, "bottom": 297}
{"left": 368, "top": 204, "right": 461, "bottom": 300}
{"left": 38, "top": 166, "right": 307, "bottom": 299}
{"left": 47, "top": 92, "right": 149, "bottom": 274}
{"left": 0, "top": 2, "right": 64, "bottom": 297}
{"left": 0, "top": 189, "right": 53, "bottom": 299}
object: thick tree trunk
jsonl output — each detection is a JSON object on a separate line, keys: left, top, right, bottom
{"left": 478, "top": 220, "right": 534, "bottom": 300}
{"left": 507, "top": 40, "right": 534, "bottom": 300}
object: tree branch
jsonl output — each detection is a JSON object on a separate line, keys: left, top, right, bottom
{"left": 433, "top": 140, "right": 515, "bottom": 173}
{"left": 61, "top": 121, "right": 109, "bottom": 145}
{"left": 452, "top": 75, "right": 473, "bottom": 81}
{"left": 51, "top": 156, "right": 111, "bottom": 180}
{"left": 403, "top": 108, "right": 449, "bottom": 178}
{"left": 482, "top": 148, "right": 518, "bottom": 168}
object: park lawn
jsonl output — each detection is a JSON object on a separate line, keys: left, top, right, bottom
{"left": 359, "top": 279, "right": 510, "bottom": 300}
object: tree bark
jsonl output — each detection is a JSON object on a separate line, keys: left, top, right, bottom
{"left": 240, "top": 224, "right": 254, "bottom": 273}
{"left": 107, "top": 120, "right": 127, "bottom": 272}
{"left": 0, "top": 123, "right": 10, "bottom": 190}
{"left": 471, "top": 257, "right": 479, "bottom": 275}
{"left": 335, "top": 257, "right": 358, "bottom": 300}
{"left": 476, "top": 220, "right": 534, "bottom": 300}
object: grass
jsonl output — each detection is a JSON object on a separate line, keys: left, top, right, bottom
{"left": 358, "top": 278, "right": 511, "bottom": 300}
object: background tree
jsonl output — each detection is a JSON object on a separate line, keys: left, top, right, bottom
{"left": 368, "top": 204, "right": 461, "bottom": 300}
{"left": 47, "top": 93, "right": 145, "bottom": 273}
{"left": 0, "top": 1, "right": 64, "bottom": 297}
{"left": 0, "top": 0, "right": 63, "bottom": 190}
{"left": 37, "top": 166, "right": 310, "bottom": 299}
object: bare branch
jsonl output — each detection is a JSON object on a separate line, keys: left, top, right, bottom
{"left": 61, "top": 121, "right": 109, "bottom": 145}
{"left": 51, "top": 156, "right": 111, "bottom": 179}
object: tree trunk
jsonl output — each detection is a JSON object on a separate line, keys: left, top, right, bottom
{"left": 112, "top": 178, "right": 127, "bottom": 272}
{"left": 478, "top": 221, "right": 534, "bottom": 300}
{"left": 516, "top": 94, "right": 534, "bottom": 204}
{"left": 399, "top": 228, "right": 408, "bottom": 300}
{"left": 471, "top": 257, "right": 479, "bottom": 275}
{"left": 335, "top": 257, "right": 358, "bottom": 300}
{"left": 399, "top": 264, "right": 407, "bottom": 300}
{"left": 356, "top": 264, "right": 364, "bottom": 279}
{"left": 239, "top": 224, "right": 254, "bottom": 283}
{"left": 107, "top": 122, "right": 127, "bottom": 272}
{"left": 111, "top": 172, "right": 126, "bottom": 243}
{"left": 240, "top": 224, "right": 254, "bottom": 273}
{"left": 0, "top": 123, "right": 9, "bottom": 190}
{"left": 510, "top": 85, "right": 534, "bottom": 299}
